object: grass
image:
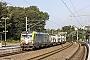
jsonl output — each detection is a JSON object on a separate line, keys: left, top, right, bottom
{"left": 2, "top": 39, "right": 21, "bottom": 45}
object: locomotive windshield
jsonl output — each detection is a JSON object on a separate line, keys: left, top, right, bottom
{"left": 22, "top": 35, "right": 32, "bottom": 39}
{"left": 21, "top": 34, "right": 32, "bottom": 41}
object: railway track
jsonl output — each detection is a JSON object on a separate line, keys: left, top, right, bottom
{"left": 0, "top": 45, "right": 60, "bottom": 58}
{"left": 66, "top": 43, "right": 86, "bottom": 60}
{"left": 0, "top": 42, "right": 68, "bottom": 58}
{"left": 0, "top": 48, "right": 27, "bottom": 57}
{"left": 27, "top": 42, "right": 73, "bottom": 60}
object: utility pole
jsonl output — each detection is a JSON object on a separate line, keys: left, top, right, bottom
{"left": 52, "top": 30, "right": 53, "bottom": 35}
{"left": 77, "top": 30, "right": 78, "bottom": 42}
{"left": 26, "top": 17, "right": 27, "bottom": 31}
{"left": 25, "top": 17, "right": 44, "bottom": 32}
{"left": 75, "top": 27, "right": 78, "bottom": 42}
{"left": 70, "top": 15, "right": 72, "bottom": 28}
{"left": 70, "top": 14, "right": 90, "bottom": 27}
{"left": 1, "top": 17, "right": 9, "bottom": 46}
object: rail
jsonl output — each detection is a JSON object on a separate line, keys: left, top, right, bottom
{"left": 65, "top": 43, "right": 86, "bottom": 60}
{"left": 27, "top": 42, "right": 73, "bottom": 60}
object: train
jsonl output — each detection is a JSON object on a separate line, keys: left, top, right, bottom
{"left": 50, "top": 34, "right": 66, "bottom": 45}
{"left": 20, "top": 31, "right": 67, "bottom": 50}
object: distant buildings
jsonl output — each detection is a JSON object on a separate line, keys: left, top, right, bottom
{"left": 81, "top": 26, "right": 90, "bottom": 30}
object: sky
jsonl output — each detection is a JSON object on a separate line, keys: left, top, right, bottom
{"left": 1, "top": 0, "right": 90, "bottom": 29}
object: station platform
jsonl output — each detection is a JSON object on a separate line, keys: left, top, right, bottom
{"left": 0, "top": 44, "right": 20, "bottom": 50}
{"left": 87, "top": 43, "right": 90, "bottom": 60}
{"left": 84, "top": 41, "right": 90, "bottom": 60}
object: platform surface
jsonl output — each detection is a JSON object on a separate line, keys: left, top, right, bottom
{"left": 0, "top": 44, "right": 20, "bottom": 50}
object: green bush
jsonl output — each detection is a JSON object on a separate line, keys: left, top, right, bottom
{"left": 2, "top": 39, "right": 21, "bottom": 45}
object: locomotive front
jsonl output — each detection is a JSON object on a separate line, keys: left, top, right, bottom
{"left": 20, "top": 31, "right": 34, "bottom": 49}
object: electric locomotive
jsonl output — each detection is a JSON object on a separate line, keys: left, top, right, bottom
{"left": 20, "top": 31, "right": 51, "bottom": 50}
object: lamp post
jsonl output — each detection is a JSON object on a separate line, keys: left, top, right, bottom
{"left": 75, "top": 28, "right": 78, "bottom": 42}
{"left": 1, "top": 17, "right": 9, "bottom": 46}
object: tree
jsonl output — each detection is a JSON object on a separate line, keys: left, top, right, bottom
{"left": 1, "top": 2, "right": 8, "bottom": 17}
{"left": 61, "top": 25, "right": 74, "bottom": 34}
{"left": 0, "top": 2, "right": 2, "bottom": 17}
{"left": 61, "top": 25, "right": 75, "bottom": 41}
{"left": 8, "top": 9, "right": 26, "bottom": 39}
{"left": 0, "top": 4, "right": 49, "bottom": 40}
{"left": 6, "top": 6, "right": 49, "bottom": 39}
{"left": 25, "top": 6, "right": 49, "bottom": 32}
{"left": 0, "top": 2, "right": 8, "bottom": 32}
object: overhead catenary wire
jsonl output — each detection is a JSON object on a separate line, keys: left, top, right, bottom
{"left": 70, "top": 0, "right": 83, "bottom": 26}
{"left": 23, "top": 0, "right": 33, "bottom": 6}
{"left": 51, "top": 15, "right": 66, "bottom": 24}
{"left": 21, "top": 0, "right": 90, "bottom": 28}
{"left": 44, "top": 0, "right": 67, "bottom": 25}
{"left": 61, "top": 0, "right": 82, "bottom": 26}
{"left": 1, "top": 0, "right": 62, "bottom": 28}
{"left": 48, "top": 20, "right": 61, "bottom": 26}
{"left": 1, "top": 0, "right": 90, "bottom": 26}
{"left": 22, "top": 0, "right": 64, "bottom": 27}
{"left": 1, "top": 0, "right": 16, "bottom": 7}
{"left": 73, "top": 4, "right": 90, "bottom": 14}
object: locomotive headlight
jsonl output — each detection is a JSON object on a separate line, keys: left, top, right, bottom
{"left": 21, "top": 40, "right": 26, "bottom": 44}
{"left": 28, "top": 40, "right": 32, "bottom": 44}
